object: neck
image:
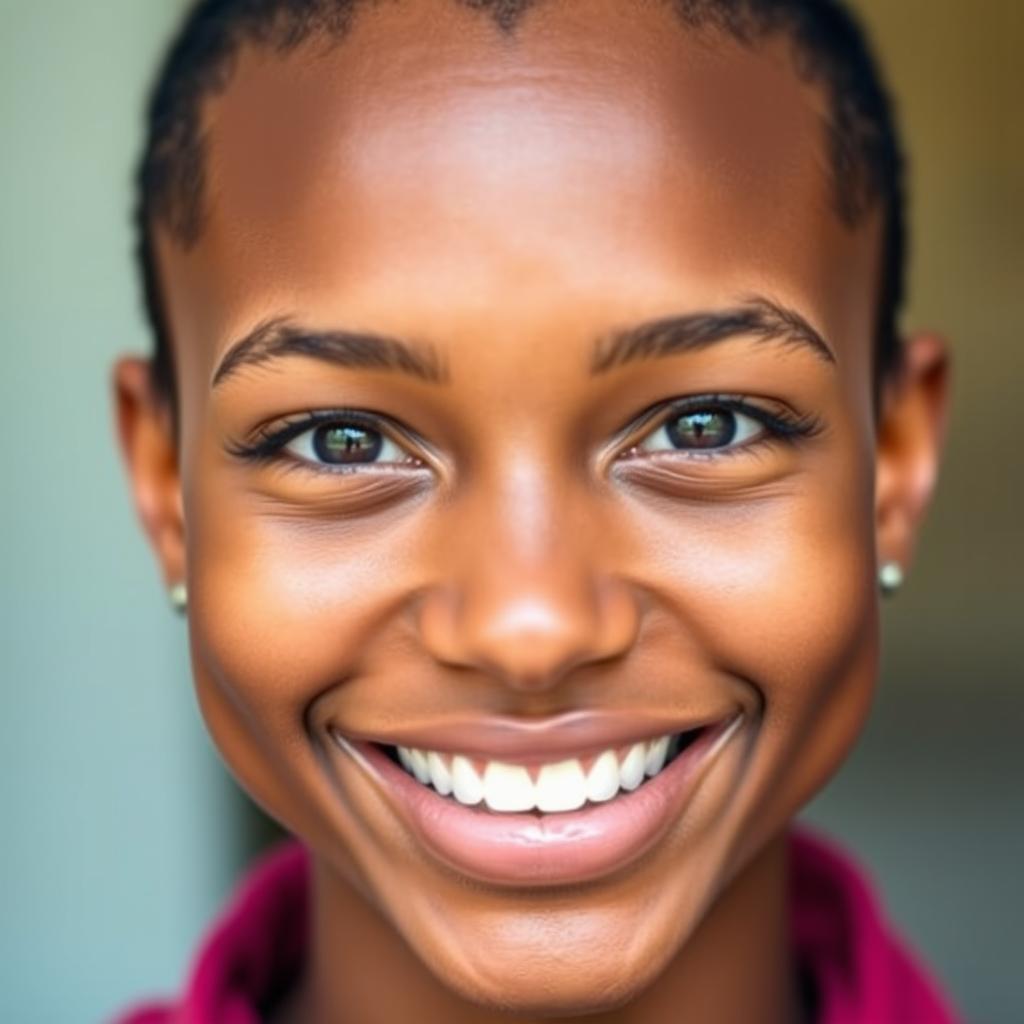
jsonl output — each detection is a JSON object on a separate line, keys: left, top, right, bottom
{"left": 280, "top": 833, "right": 798, "bottom": 1024}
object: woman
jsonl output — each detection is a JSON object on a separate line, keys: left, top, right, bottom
{"left": 115, "top": 0, "right": 957, "bottom": 1020}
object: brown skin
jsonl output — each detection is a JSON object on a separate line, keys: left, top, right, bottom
{"left": 114, "top": 2, "right": 950, "bottom": 1021}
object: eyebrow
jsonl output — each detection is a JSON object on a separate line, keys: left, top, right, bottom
{"left": 211, "top": 317, "right": 447, "bottom": 388}
{"left": 590, "top": 296, "right": 835, "bottom": 374}
{"left": 211, "top": 295, "right": 833, "bottom": 390}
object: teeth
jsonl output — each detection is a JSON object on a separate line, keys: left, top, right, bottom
{"left": 394, "top": 730, "right": 685, "bottom": 813}
{"left": 645, "top": 735, "right": 670, "bottom": 777}
{"left": 482, "top": 761, "right": 535, "bottom": 812}
{"left": 535, "top": 759, "right": 587, "bottom": 813}
{"left": 451, "top": 755, "right": 485, "bottom": 806}
{"left": 585, "top": 750, "right": 620, "bottom": 803}
{"left": 426, "top": 751, "right": 453, "bottom": 796}
{"left": 619, "top": 742, "right": 646, "bottom": 791}
{"left": 408, "top": 748, "right": 431, "bottom": 786}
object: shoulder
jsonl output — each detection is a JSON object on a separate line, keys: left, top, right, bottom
{"left": 789, "top": 827, "right": 962, "bottom": 1024}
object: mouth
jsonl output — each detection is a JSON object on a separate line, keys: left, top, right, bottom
{"left": 330, "top": 715, "right": 743, "bottom": 887}
{"left": 378, "top": 728, "right": 697, "bottom": 813}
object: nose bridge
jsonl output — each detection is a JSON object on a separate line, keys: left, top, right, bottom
{"left": 419, "top": 459, "right": 638, "bottom": 690}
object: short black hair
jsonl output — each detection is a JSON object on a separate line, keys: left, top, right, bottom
{"left": 136, "top": 0, "right": 906, "bottom": 414}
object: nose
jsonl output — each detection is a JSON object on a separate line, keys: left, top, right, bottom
{"left": 416, "top": 473, "right": 640, "bottom": 692}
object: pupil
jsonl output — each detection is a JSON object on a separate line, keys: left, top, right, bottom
{"left": 666, "top": 410, "right": 735, "bottom": 449}
{"left": 312, "top": 424, "right": 383, "bottom": 463}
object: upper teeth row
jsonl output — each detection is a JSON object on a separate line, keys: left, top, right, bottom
{"left": 396, "top": 733, "right": 680, "bottom": 813}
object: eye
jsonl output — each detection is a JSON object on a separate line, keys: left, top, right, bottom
{"left": 285, "top": 420, "right": 412, "bottom": 467}
{"left": 637, "top": 405, "right": 764, "bottom": 453}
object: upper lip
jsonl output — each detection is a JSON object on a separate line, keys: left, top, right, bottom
{"left": 333, "top": 708, "right": 739, "bottom": 765}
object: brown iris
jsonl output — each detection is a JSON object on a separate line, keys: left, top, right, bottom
{"left": 665, "top": 410, "right": 737, "bottom": 449}
{"left": 311, "top": 423, "right": 383, "bottom": 464}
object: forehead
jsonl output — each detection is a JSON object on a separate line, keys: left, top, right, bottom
{"left": 160, "top": 0, "right": 880, "bottom": 371}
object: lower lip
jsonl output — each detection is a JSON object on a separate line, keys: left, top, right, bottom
{"left": 336, "top": 718, "right": 741, "bottom": 887}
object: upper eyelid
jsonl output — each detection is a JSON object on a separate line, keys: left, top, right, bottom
{"left": 231, "top": 408, "right": 420, "bottom": 461}
{"left": 611, "top": 396, "right": 821, "bottom": 466}
{"left": 622, "top": 395, "right": 787, "bottom": 440}
{"left": 230, "top": 394, "right": 812, "bottom": 464}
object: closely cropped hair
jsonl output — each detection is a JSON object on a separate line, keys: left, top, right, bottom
{"left": 136, "top": 0, "right": 906, "bottom": 412}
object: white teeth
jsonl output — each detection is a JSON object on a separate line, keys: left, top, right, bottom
{"left": 408, "top": 748, "right": 431, "bottom": 785}
{"left": 645, "top": 735, "right": 670, "bottom": 777}
{"left": 535, "top": 759, "right": 587, "bottom": 813}
{"left": 451, "top": 755, "right": 485, "bottom": 806}
{"left": 426, "top": 751, "right": 453, "bottom": 796}
{"left": 619, "top": 742, "right": 646, "bottom": 791}
{"left": 585, "top": 750, "right": 621, "bottom": 803}
{"left": 395, "top": 730, "right": 684, "bottom": 813}
{"left": 482, "top": 761, "right": 535, "bottom": 812}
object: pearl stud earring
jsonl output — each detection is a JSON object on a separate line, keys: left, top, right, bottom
{"left": 878, "top": 561, "right": 904, "bottom": 596}
{"left": 168, "top": 581, "right": 188, "bottom": 614}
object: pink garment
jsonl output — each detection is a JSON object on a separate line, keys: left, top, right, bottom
{"left": 117, "top": 829, "right": 960, "bottom": 1023}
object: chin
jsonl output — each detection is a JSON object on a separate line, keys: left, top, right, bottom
{"left": 411, "top": 912, "right": 679, "bottom": 1019}
{"left": 448, "top": 965, "right": 653, "bottom": 1019}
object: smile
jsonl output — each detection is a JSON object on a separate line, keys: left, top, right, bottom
{"left": 386, "top": 731, "right": 695, "bottom": 813}
{"left": 331, "top": 714, "right": 744, "bottom": 887}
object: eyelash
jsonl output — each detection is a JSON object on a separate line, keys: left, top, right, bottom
{"left": 226, "top": 408, "right": 421, "bottom": 470}
{"left": 619, "top": 394, "right": 821, "bottom": 459}
{"left": 227, "top": 396, "right": 821, "bottom": 473}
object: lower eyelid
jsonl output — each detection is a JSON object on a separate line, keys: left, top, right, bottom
{"left": 628, "top": 438, "right": 768, "bottom": 464}
{"left": 263, "top": 455, "right": 431, "bottom": 485}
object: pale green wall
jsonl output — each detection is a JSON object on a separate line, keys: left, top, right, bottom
{"left": 1, "top": 2, "right": 1020, "bottom": 1022}
{"left": 0, "top": 4, "right": 242, "bottom": 1021}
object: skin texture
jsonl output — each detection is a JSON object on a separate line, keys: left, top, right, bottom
{"left": 114, "top": 1, "right": 950, "bottom": 1021}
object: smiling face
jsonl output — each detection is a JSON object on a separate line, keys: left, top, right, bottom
{"left": 116, "top": 0, "right": 948, "bottom": 1017}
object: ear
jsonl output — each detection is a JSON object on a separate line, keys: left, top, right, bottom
{"left": 874, "top": 332, "right": 951, "bottom": 576}
{"left": 112, "top": 357, "right": 185, "bottom": 590}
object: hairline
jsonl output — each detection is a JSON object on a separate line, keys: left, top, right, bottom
{"left": 137, "top": 0, "right": 905, "bottom": 415}
{"left": 143, "top": 6, "right": 884, "bottom": 249}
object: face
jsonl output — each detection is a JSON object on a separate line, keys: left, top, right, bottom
{"left": 117, "top": 0, "right": 948, "bottom": 1015}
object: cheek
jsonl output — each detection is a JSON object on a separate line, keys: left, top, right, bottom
{"left": 191, "top": 519, "right": 399, "bottom": 705}
{"left": 637, "top": 491, "right": 875, "bottom": 684}
{"left": 646, "top": 433, "right": 876, "bottom": 680}
{"left": 626, "top": 454, "right": 878, "bottom": 824}
{"left": 180, "top": 464, "right": 430, "bottom": 834}
{"left": 706, "top": 498, "right": 876, "bottom": 712}
{"left": 185, "top": 449, "right": 432, "bottom": 703}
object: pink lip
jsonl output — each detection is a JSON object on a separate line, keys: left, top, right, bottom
{"left": 333, "top": 716, "right": 742, "bottom": 887}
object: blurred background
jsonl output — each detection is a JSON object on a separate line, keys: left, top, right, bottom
{"left": 1, "top": 1, "right": 1020, "bottom": 1020}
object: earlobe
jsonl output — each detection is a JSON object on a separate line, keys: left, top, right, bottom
{"left": 112, "top": 356, "right": 186, "bottom": 591}
{"left": 874, "top": 332, "right": 951, "bottom": 579}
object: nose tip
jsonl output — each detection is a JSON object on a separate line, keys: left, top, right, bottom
{"left": 468, "top": 594, "right": 603, "bottom": 688}
{"left": 418, "top": 577, "right": 640, "bottom": 692}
